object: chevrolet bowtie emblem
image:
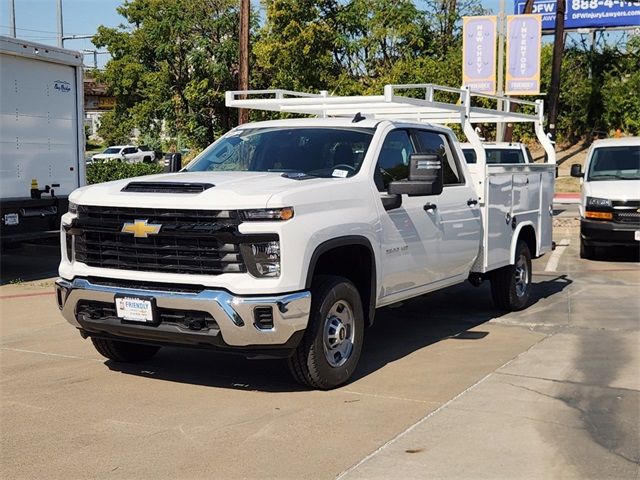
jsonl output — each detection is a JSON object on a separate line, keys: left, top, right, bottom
{"left": 121, "top": 219, "right": 161, "bottom": 238}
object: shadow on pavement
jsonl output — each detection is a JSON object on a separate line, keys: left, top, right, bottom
{"left": 104, "top": 275, "right": 572, "bottom": 392}
{"left": 1, "top": 240, "right": 60, "bottom": 285}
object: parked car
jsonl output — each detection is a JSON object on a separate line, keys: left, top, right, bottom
{"left": 570, "top": 137, "right": 640, "bottom": 259}
{"left": 56, "top": 84, "right": 556, "bottom": 389}
{"left": 90, "top": 145, "right": 154, "bottom": 164}
{"left": 460, "top": 142, "right": 533, "bottom": 164}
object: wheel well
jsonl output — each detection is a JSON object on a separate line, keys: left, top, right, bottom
{"left": 518, "top": 225, "right": 537, "bottom": 258}
{"left": 308, "top": 243, "right": 375, "bottom": 326}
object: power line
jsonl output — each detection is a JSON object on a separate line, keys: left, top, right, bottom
{"left": 0, "top": 24, "right": 92, "bottom": 36}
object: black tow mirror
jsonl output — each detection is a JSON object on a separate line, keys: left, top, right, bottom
{"left": 164, "top": 152, "right": 182, "bottom": 172}
{"left": 388, "top": 154, "right": 443, "bottom": 197}
{"left": 380, "top": 193, "right": 402, "bottom": 211}
{"left": 570, "top": 164, "right": 583, "bottom": 178}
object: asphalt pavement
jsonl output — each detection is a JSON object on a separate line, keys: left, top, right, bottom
{"left": 1, "top": 205, "right": 638, "bottom": 479}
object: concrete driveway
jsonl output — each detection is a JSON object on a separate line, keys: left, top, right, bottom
{"left": 1, "top": 206, "right": 638, "bottom": 479}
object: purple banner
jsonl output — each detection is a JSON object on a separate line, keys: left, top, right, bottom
{"left": 506, "top": 15, "right": 542, "bottom": 95}
{"left": 463, "top": 16, "right": 498, "bottom": 94}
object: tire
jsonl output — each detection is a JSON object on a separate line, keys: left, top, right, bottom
{"left": 580, "top": 239, "right": 596, "bottom": 259}
{"left": 91, "top": 337, "right": 160, "bottom": 362}
{"left": 288, "top": 275, "right": 364, "bottom": 390}
{"left": 490, "top": 240, "right": 532, "bottom": 311}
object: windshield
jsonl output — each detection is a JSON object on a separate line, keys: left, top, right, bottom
{"left": 461, "top": 148, "right": 524, "bottom": 164}
{"left": 587, "top": 146, "right": 640, "bottom": 181}
{"left": 103, "top": 147, "right": 121, "bottom": 154}
{"left": 186, "top": 127, "right": 375, "bottom": 177}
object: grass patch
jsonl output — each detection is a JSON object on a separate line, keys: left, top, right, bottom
{"left": 555, "top": 176, "right": 581, "bottom": 193}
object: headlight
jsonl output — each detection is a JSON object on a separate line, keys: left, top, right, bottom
{"left": 242, "top": 207, "right": 294, "bottom": 221}
{"left": 586, "top": 197, "right": 611, "bottom": 208}
{"left": 68, "top": 201, "right": 78, "bottom": 214}
{"left": 241, "top": 241, "right": 280, "bottom": 277}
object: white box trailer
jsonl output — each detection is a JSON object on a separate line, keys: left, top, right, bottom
{"left": 0, "top": 36, "right": 85, "bottom": 246}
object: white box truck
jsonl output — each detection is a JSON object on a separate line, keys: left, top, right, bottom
{"left": 0, "top": 36, "right": 85, "bottom": 247}
{"left": 56, "top": 84, "right": 556, "bottom": 389}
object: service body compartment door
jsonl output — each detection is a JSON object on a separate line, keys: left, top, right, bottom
{"left": 539, "top": 169, "right": 554, "bottom": 254}
{"left": 485, "top": 173, "right": 513, "bottom": 270}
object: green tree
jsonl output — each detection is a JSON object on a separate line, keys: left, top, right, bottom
{"left": 93, "top": 0, "right": 242, "bottom": 148}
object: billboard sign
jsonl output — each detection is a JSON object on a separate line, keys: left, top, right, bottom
{"left": 514, "top": 0, "right": 640, "bottom": 30}
{"left": 506, "top": 14, "right": 542, "bottom": 95}
{"left": 462, "top": 16, "right": 498, "bottom": 94}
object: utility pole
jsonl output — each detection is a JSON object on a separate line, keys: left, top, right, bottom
{"left": 547, "top": 0, "right": 566, "bottom": 142}
{"left": 238, "top": 0, "right": 250, "bottom": 125}
{"left": 496, "top": 0, "right": 505, "bottom": 141}
{"left": 57, "top": 0, "right": 64, "bottom": 47}
{"left": 9, "top": 0, "right": 16, "bottom": 37}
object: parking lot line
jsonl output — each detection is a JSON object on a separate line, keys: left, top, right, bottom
{"left": 0, "top": 291, "right": 55, "bottom": 300}
{"left": 0, "top": 347, "right": 99, "bottom": 361}
{"left": 544, "top": 238, "right": 570, "bottom": 272}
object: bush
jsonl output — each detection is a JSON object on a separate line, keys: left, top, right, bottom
{"left": 86, "top": 162, "right": 164, "bottom": 185}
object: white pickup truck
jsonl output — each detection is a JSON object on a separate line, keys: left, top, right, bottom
{"left": 56, "top": 85, "right": 556, "bottom": 389}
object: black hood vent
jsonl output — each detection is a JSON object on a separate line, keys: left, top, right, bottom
{"left": 121, "top": 182, "right": 214, "bottom": 193}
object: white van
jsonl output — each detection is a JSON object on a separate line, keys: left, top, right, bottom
{"left": 570, "top": 137, "right": 640, "bottom": 259}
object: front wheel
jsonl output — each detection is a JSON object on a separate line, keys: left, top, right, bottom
{"left": 490, "top": 240, "right": 532, "bottom": 311}
{"left": 91, "top": 337, "right": 160, "bottom": 362}
{"left": 288, "top": 275, "right": 364, "bottom": 389}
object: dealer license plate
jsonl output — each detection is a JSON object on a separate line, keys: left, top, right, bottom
{"left": 115, "top": 296, "right": 155, "bottom": 323}
{"left": 635, "top": 231, "right": 640, "bottom": 242}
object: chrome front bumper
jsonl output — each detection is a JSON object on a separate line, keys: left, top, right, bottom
{"left": 55, "top": 278, "right": 311, "bottom": 348}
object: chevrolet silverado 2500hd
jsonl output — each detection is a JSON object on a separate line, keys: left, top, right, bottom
{"left": 56, "top": 85, "right": 556, "bottom": 389}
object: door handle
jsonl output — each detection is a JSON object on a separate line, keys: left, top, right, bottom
{"left": 423, "top": 203, "right": 437, "bottom": 212}
{"left": 467, "top": 198, "right": 478, "bottom": 206}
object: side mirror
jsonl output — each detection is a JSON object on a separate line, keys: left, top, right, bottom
{"left": 570, "top": 164, "right": 583, "bottom": 178}
{"left": 388, "top": 154, "right": 443, "bottom": 197}
{"left": 164, "top": 152, "right": 182, "bottom": 172}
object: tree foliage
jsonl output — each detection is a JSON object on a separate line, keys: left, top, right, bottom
{"left": 97, "top": 0, "right": 640, "bottom": 150}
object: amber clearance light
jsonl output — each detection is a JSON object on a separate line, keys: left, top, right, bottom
{"left": 585, "top": 211, "right": 613, "bottom": 220}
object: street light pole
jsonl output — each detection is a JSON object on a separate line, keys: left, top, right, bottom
{"left": 57, "top": 0, "right": 64, "bottom": 47}
{"left": 9, "top": 0, "right": 16, "bottom": 38}
{"left": 496, "top": 0, "right": 505, "bottom": 141}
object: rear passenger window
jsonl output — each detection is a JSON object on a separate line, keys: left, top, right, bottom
{"left": 413, "top": 130, "right": 464, "bottom": 185}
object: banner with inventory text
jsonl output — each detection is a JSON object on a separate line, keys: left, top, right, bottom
{"left": 462, "top": 16, "right": 498, "bottom": 94}
{"left": 506, "top": 14, "right": 542, "bottom": 95}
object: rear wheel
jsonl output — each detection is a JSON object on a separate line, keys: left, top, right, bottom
{"left": 490, "top": 240, "right": 532, "bottom": 311}
{"left": 91, "top": 338, "right": 160, "bottom": 362}
{"left": 580, "top": 239, "right": 596, "bottom": 259}
{"left": 288, "top": 275, "right": 364, "bottom": 389}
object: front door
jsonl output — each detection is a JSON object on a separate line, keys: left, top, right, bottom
{"left": 375, "top": 129, "right": 442, "bottom": 297}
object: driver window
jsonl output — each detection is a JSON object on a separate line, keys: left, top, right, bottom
{"left": 375, "top": 129, "right": 415, "bottom": 191}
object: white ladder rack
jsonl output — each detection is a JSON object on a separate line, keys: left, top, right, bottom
{"left": 225, "top": 83, "right": 556, "bottom": 167}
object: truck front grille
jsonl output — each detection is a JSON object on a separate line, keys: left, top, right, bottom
{"left": 73, "top": 206, "right": 247, "bottom": 275}
{"left": 612, "top": 201, "right": 640, "bottom": 225}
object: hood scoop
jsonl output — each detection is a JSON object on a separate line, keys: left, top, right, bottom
{"left": 121, "top": 182, "right": 215, "bottom": 193}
